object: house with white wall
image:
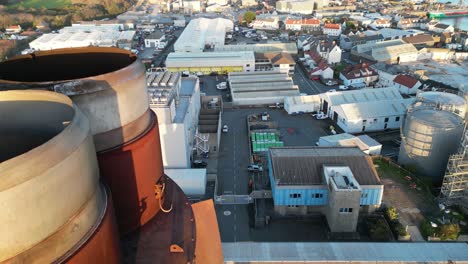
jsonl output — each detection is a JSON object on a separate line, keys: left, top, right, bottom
{"left": 322, "top": 23, "right": 341, "bottom": 37}
{"left": 339, "top": 63, "right": 379, "bottom": 87}
{"left": 369, "top": 19, "right": 392, "bottom": 30}
{"left": 316, "top": 40, "right": 342, "bottom": 64}
{"left": 252, "top": 17, "right": 279, "bottom": 30}
{"left": 144, "top": 31, "right": 166, "bottom": 48}
{"left": 392, "top": 74, "right": 421, "bottom": 95}
{"left": 430, "top": 23, "right": 455, "bottom": 34}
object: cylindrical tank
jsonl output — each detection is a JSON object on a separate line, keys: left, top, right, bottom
{"left": 0, "top": 90, "right": 120, "bottom": 263}
{"left": 416, "top": 91, "right": 467, "bottom": 119}
{"left": 399, "top": 107, "right": 465, "bottom": 183}
{"left": 0, "top": 48, "right": 162, "bottom": 234}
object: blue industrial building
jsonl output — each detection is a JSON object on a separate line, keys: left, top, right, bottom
{"left": 268, "top": 147, "right": 383, "bottom": 232}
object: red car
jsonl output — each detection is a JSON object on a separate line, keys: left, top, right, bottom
{"left": 310, "top": 76, "right": 320, "bottom": 81}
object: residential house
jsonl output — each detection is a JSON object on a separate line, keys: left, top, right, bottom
{"left": 402, "top": 34, "right": 435, "bottom": 48}
{"left": 369, "top": 19, "right": 392, "bottom": 30}
{"left": 310, "top": 63, "right": 334, "bottom": 80}
{"left": 255, "top": 52, "right": 296, "bottom": 74}
{"left": 440, "top": 32, "right": 452, "bottom": 44}
{"left": 391, "top": 74, "right": 421, "bottom": 95}
{"left": 421, "top": 19, "right": 439, "bottom": 31}
{"left": 370, "top": 62, "right": 406, "bottom": 87}
{"left": 430, "top": 23, "right": 455, "bottom": 34}
{"left": 268, "top": 147, "right": 383, "bottom": 232}
{"left": 144, "top": 31, "right": 166, "bottom": 48}
{"left": 5, "top": 25, "right": 22, "bottom": 34}
{"left": 285, "top": 18, "right": 303, "bottom": 31}
{"left": 349, "top": 16, "right": 373, "bottom": 27}
{"left": 340, "top": 32, "right": 384, "bottom": 50}
{"left": 455, "top": 33, "right": 468, "bottom": 51}
{"left": 322, "top": 23, "right": 342, "bottom": 37}
{"left": 397, "top": 18, "right": 422, "bottom": 29}
{"left": 339, "top": 63, "right": 379, "bottom": 87}
{"left": 302, "top": 19, "right": 321, "bottom": 32}
{"left": 252, "top": 17, "right": 279, "bottom": 30}
{"left": 316, "top": 40, "right": 342, "bottom": 64}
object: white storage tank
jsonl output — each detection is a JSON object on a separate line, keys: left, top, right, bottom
{"left": 399, "top": 107, "right": 465, "bottom": 183}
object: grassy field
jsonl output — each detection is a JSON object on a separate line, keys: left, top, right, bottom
{"left": 7, "top": 0, "right": 71, "bottom": 9}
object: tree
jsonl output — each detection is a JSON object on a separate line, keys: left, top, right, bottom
{"left": 437, "top": 224, "right": 460, "bottom": 240}
{"left": 345, "top": 21, "right": 356, "bottom": 30}
{"left": 244, "top": 11, "right": 256, "bottom": 24}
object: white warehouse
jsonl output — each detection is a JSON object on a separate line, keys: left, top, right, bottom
{"left": 148, "top": 72, "right": 201, "bottom": 169}
{"left": 229, "top": 71, "right": 300, "bottom": 106}
{"left": 166, "top": 51, "right": 255, "bottom": 74}
{"left": 319, "top": 87, "right": 413, "bottom": 133}
{"left": 173, "top": 17, "right": 233, "bottom": 52}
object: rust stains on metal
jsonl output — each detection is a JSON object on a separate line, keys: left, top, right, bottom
{"left": 97, "top": 112, "right": 164, "bottom": 234}
{"left": 121, "top": 176, "right": 196, "bottom": 264}
{"left": 192, "top": 200, "right": 224, "bottom": 264}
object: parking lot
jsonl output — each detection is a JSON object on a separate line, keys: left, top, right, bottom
{"left": 215, "top": 107, "right": 333, "bottom": 242}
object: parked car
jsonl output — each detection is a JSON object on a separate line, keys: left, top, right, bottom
{"left": 247, "top": 164, "right": 263, "bottom": 172}
{"left": 312, "top": 111, "right": 328, "bottom": 120}
{"left": 325, "top": 80, "right": 338, "bottom": 86}
{"left": 216, "top": 82, "right": 228, "bottom": 90}
{"left": 339, "top": 85, "right": 348, "bottom": 90}
{"left": 222, "top": 125, "right": 229, "bottom": 133}
{"left": 196, "top": 72, "right": 204, "bottom": 77}
{"left": 192, "top": 160, "right": 207, "bottom": 168}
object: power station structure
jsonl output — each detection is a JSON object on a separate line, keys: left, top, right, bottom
{"left": 0, "top": 48, "right": 222, "bottom": 263}
{"left": 399, "top": 92, "right": 466, "bottom": 184}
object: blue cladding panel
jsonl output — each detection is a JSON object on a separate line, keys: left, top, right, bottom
{"left": 360, "top": 188, "right": 382, "bottom": 205}
{"left": 273, "top": 188, "right": 328, "bottom": 206}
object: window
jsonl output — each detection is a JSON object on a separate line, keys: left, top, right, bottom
{"left": 373, "top": 118, "right": 377, "bottom": 122}
{"left": 396, "top": 116, "right": 400, "bottom": 122}
{"left": 290, "top": 193, "right": 301, "bottom": 198}
{"left": 384, "top": 117, "right": 389, "bottom": 123}
{"left": 314, "top": 193, "right": 323, "bottom": 198}
{"left": 246, "top": 64, "right": 250, "bottom": 67}
{"left": 288, "top": 205, "right": 299, "bottom": 208}
{"left": 339, "top": 208, "right": 353, "bottom": 213}
{"left": 361, "top": 192, "right": 368, "bottom": 198}
{"left": 362, "top": 119, "right": 367, "bottom": 124}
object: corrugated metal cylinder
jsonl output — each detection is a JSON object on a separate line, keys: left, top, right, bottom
{"left": 0, "top": 47, "right": 163, "bottom": 234}
{"left": 0, "top": 90, "right": 120, "bottom": 263}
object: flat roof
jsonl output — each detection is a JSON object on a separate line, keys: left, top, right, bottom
{"left": 223, "top": 242, "right": 468, "bottom": 262}
{"left": 320, "top": 87, "right": 402, "bottom": 106}
{"left": 269, "top": 147, "right": 381, "bottom": 186}
{"left": 333, "top": 98, "right": 414, "bottom": 121}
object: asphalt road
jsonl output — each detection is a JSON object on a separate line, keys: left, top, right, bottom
{"left": 215, "top": 107, "right": 333, "bottom": 242}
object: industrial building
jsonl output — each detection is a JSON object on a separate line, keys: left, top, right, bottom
{"left": 284, "top": 95, "right": 321, "bottom": 114}
{"left": 215, "top": 42, "right": 298, "bottom": 55}
{"left": 318, "top": 87, "right": 413, "bottom": 133}
{"left": 399, "top": 92, "right": 466, "bottom": 183}
{"left": 166, "top": 51, "right": 255, "bottom": 74}
{"left": 318, "top": 133, "right": 382, "bottom": 155}
{"left": 148, "top": 71, "right": 201, "bottom": 169}
{"left": 174, "top": 17, "right": 233, "bottom": 52}
{"left": 268, "top": 147, "right": 383, "bottom": 232}
{"left": 0, "top": 47, "right": 222, "bottom": 263}
{"left": 228, "top": 71, "right": 300, "bottom": 106}
{"left": 352, "top": 39, "right": 418, "bottom": 63}
{"left": 29, "top": 25, "right": 135, "bottom": 50}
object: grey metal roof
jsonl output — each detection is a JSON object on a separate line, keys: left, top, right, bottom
{"left": 269, "top": 147, "right": 381, "bottom": 186}
{"left": 223, "top": 242, "right": 468, "bottom": 262}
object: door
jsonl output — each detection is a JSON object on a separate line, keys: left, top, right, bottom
{"left": 322, "top": 100, "right": 329, "bottom": 115}
{"left": 333, "top": 112, "right": 338, "bottom": 122}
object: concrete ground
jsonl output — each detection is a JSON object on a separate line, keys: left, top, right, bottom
{"left": 215, "top": 107, "right": 332, "bottom": 242}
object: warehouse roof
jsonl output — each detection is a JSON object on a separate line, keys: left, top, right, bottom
{"left": 402, "top": 34, "right": 434, "bottom": 44}
{"left": 174, "top": 17, "right": 233, "bottom": 52}
{"left": 320, "top": 87, "right": 403, "bottom": 106}
{"left": 166, "top": 51, "right": 255, "bottom": 67}
{"left": 223, "top": 242, "right": 468, "bottom": 262}
{"left": 333, "top": 98, "right": 414, "bottom": 121}
{"left": 269, "top": 147, "right": 381, "bottom": 186}
{"left": 215, "top": 42, "right": 298, "bottom": 54}
{"left": 371, "top": 43, "right": 418, "bottom": 61}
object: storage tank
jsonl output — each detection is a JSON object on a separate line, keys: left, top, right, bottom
{"left": 399, "top": 107, "right": 465, "bottom": 183}
{"left": 416, "top": 91, "right": 467, "bottom": 119}
{"left": 0, "top": 47, "right": 162, "bottom": 234}
{"left": 0, "top": 90, "right": 120, "bottom": 263}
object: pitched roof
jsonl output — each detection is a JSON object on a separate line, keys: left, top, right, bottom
{"left": 285, "top": 18, "right": 320, "bottom": 25}
{"left": 393, "top": 74, "right": 419, "bottom": 88}
{"left": 374, "top": 19, "right": 391, "bottom": 25}
{"left": 341, "top": 63, "right": 378, "bottom": 80}
{"left": 402, "top": 34, "right": 434, "bottom": 44}
{"left": 323, "top": 23, "right": 340, "bottom": 29}
{"left": 256, "top": 52, "right": 295, "bottom": 65}
{"left": 269, "top": 147, "right": 381, "bottom": 186}
{"left": 435, "top": 23, "right": 450, "bottom": 29}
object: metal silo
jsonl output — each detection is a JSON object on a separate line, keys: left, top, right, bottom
{"left": 399, "top": 106, "right": 465, "bottom": 183}
{"left": 0, "top": 47, "right": 162, "bottom": 234}
{"left": 0, "top": 90, "right": 120, "bottom": 263}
